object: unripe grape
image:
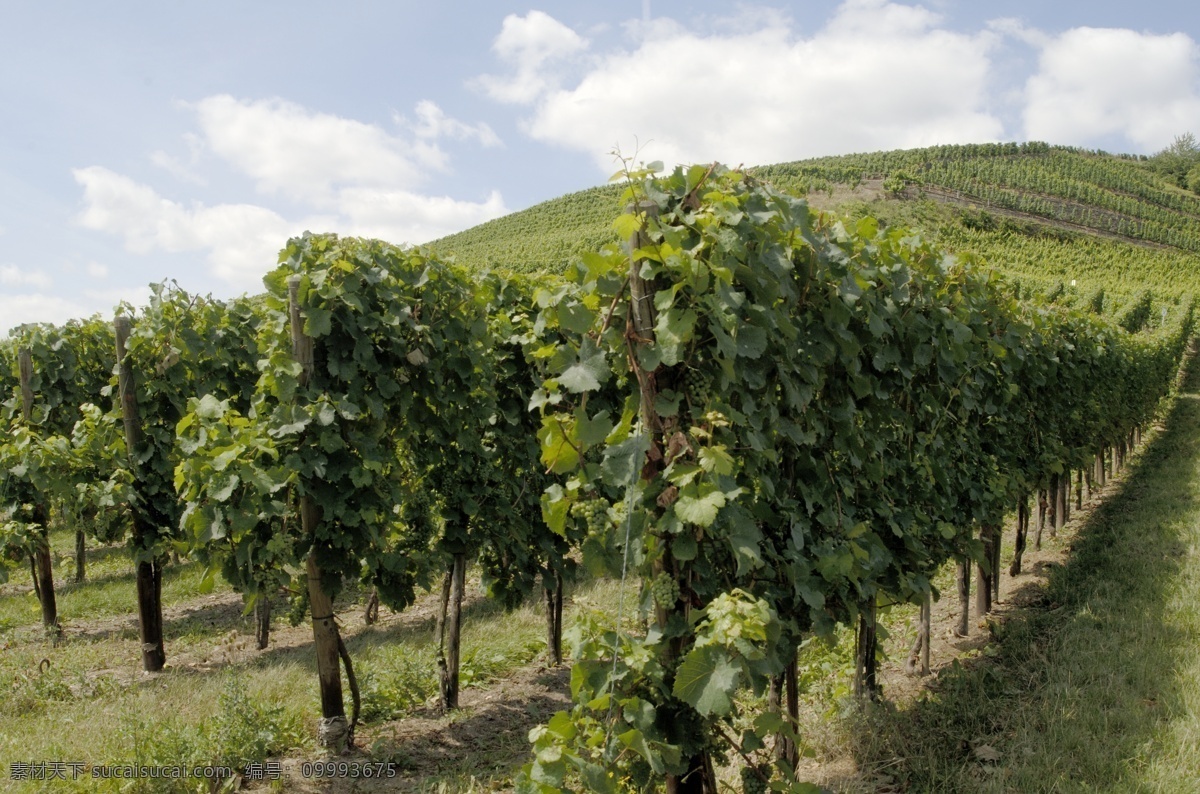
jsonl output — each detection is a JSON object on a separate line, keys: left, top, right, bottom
{"left": 740, "top": 766, "right": 769, "bottom": 794}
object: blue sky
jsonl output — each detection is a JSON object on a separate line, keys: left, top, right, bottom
{"left": 3, "top": 0, "right": 1199, "bottom": 331}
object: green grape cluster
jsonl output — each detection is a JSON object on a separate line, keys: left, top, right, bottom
{"left": 569, "top": 498, "right": 609, "bottom": 533}
{"left": 609, "top": 498, "right": 628, "bottom": 528}
{"left": 740, "top": 765, "right": 769, "bottom": 794}
{"left": 286, "top": 587, "right": 310, "bottom": 627}
{"left": 648, "top": 573, "right": 680, "bottom": 609}
{"left": 681, "top": 367, "right": 709, "bottom": 405}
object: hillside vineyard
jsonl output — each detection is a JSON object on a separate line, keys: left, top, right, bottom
{"left": 1, "top": 153, "right": 1195, "bottom": 792}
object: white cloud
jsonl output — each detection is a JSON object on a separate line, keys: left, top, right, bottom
{"left": 480, "top": 1, "right": 1003, "bottom": 171}
{"left": 188, "top": 95, "right": 446, "bottom": 204}
{"left": 403, "top": 100, "right": 502, "bottom": 148}
{"left": 73, "top": 165, "right": 508, "bottom": 294}
{"left": 1023, "top": 27, "right": 1200, "bottom": 150}
{"left": 0, "top": 264, "right": 53, "bottom": 290}
{"left": 473, "top": 10, "right": 589, "bottom": 104}
{"left": 74, "top": 166, "right": 300, "bottom": 293}
{"left": 337, "top": 187, "right": 507, "bottom": 244}
{"left": 150, "top": 149, "right": 207, "bottom": 185}
{"left": 986, "top": 17, "right": 1049, "bottom": 48}
{"left": 85, "top": 261, "right": 109, "bottom": 279}
{"left": 1, "top": 293, "right": 95, "bottom": 335}
{"left": 0, "top": 284, "right": 154, "bottom": 335}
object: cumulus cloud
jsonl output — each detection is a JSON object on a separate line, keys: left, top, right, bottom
{"left": 1, "top": 294, "right": 95, "bottom": 335}
{"left": 150, "top": 149, "right": 207, "bottom": 185}
{"left": 1022, "top": 27, "right": 1200, "bottom": 150}
{"left": 337, "top": 187, "right": 507, "bottom": 244}
{"left": 475, "top": 1, "right": 1002, "bottom": 171}
{"left": 0, "top": 283, "right": 154, "bottom": 336}
{"left": 188, "top": 95, "right": 443, "bottom": 205}
{"left": 473, "top": 10, "right": 589, "bottom": 104}
{"left": 74, "top": 165, "right": 507, "bottom": 293}
{"left": 403, "top": 100, "right": 502, "bottom": 148}
{"left": 73, "top": 97, "right": 508, "bottom": 292}
{"left": 1, "top": 264, "right": 53, "bottom": 290}
{"left": 74, "top": 166, "right": 305, "bottom": 292}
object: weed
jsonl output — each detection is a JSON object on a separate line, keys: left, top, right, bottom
{"left": 210, "top": 673, "right": 305, "bottom": 771}
{"left": 357, "top": 655, "right": 437, "bottom": 723}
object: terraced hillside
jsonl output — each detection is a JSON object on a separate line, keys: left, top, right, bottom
{"left": 429, "top": 143, "right": 1200, "bottom": 310}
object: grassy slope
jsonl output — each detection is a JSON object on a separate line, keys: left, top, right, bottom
{"left": 427, "top": 145, "right": 1200, "bottom": 312}
{"left": 426, "top": 184, "right": 622, "bottom": 275}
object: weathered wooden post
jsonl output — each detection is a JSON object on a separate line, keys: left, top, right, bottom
{"left": 544, "top": 570, "right": 564, "bottom": 666}
{"left": 623, "top": 198, "right": 714, "bottom": 793}
{"left": 288, "top": 277, "right": 347, "bottom": 750}
{"left": 976, "top": 525, "right": 994, "bottom": 616}
{"left": 768, "top": 652, "right": 800, "bottom": 767}
{"left": 956, "top": 558, "right": 971, "bottom": 636}
{"left": 1052, "top": 473, "right": 1065, "bottom": 537}
{"left": 18, "top": 348, "right": 58, "bottom": 632}
{"left": 854, "top": 600, "right": 880, "bottom": 701}
{"left": 254, "top": 596, "right": 271, "bottom": 650}
{"left": 1010, "top": 495, "right": 1029, "bottom": 576}
{"left": 907, "top": 591, "right": 932, "bottom": 676}
{"left": 438, "top": 552, "right": 467, "bottom": 711}
{"left": 114, "top": 317, "right": 165, "bottom": 671}
{"left": 74, "top": 530, "right": 86, "bottom": 583}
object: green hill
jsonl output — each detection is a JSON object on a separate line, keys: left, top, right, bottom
{"left": 427, "top": 142, "right": 1200, "bottom": 313}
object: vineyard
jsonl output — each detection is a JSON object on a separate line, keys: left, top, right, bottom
{"left": 3, "top": 148, "right": 1200, "bottom": 793}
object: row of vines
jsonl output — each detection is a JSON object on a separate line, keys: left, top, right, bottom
{"left": 758, "top": 143, "right": 1200, "bottom": 254}
{"left": 1, "top": 163, "right": 1193, "bottom": 792}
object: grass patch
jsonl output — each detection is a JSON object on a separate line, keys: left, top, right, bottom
{"left": 828, "top": 358, "right": 1200, "bottom": 792}
{"left": 0, "top": 538, "right": 627, "bottom": 794}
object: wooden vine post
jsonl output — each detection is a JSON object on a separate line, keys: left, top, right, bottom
{"left": 287, "top": 277, "right": 348, "bottom": 750}
{"left": 975, "top": 525, "right": 995, "bottom": 617}
{"left": 955, "top": 558, "right": 971, "bottom": 636}
{"left": 768, "top": 655, "right": 800, "bottom": 766}
{"left": 906, "top": 591, "right": 932, "bottom": 676}
{"left": 1053, "top": 472, "right": 1065, "bottom": 537}
{"left": 74, "top": 530, "right": 86, "bottom": 583}
{"left": 854, "top": 600, "right": 879, "bottom": 700}
{"left": 1063, "top": 470, "right": 1071, "bottom": 523}
{"left": 438, "top": 552, "right": 467, "bottom": 711}
{"left": 544, "top": 570, "right": 564, "bottom": 667}
{"left": 254, "top": 596, "right": 271, "bottom": 650}
{"left": 113, "top": 317, "right": 166, "bottom": 671}
{"left": 17, "top": 348, "right": 58, "bottom": 632}
{"left": 991, "top": 522, "right": 1002, "bottom": 603}
{"left": 1010, "top": 496, "right": 1029, "bottom": 576}
{"left": 625, "top": 200, "right": 713, "bottom": 794}
{"left": 1035, "top": 489, "right": 1047, "bottom": 549}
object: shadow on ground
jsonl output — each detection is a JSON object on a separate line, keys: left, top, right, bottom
{"left": 832, "top": 364, "right": 1200, "bottom": 792}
